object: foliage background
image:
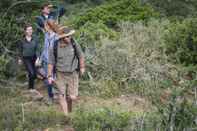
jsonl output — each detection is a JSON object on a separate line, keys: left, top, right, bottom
{"left": 0, "top": 0, "right": 197, "bottom": 130}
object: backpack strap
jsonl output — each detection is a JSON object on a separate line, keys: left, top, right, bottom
{"left": 71, "top": 38, "right": 80, "bottom": 72}
{"left": 71, "top": 38, "right": 79, "bottom": 59}
{"left": 53, "top": 39, "right": 80, "bottom": 72}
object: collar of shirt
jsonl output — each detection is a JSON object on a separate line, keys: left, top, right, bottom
{"left": 44, "top": 15, "right": 49, "bottom": 19}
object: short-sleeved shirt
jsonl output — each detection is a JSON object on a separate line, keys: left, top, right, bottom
{"left": 48, "top": 40, "right": 84, "bottom": 73}
{"left": 41, "top": 32, "right": 59, "bottom": 63}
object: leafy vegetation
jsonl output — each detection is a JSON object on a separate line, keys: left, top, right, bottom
{"left": 164, "top": 18, "right": 197, "bottom": 66}
{"left": 0, "top": 0, "right": 197, "bottom": 130}
{"left": 0, "top": 87, "right": 66, "bottom": 130}
{"left": 72, "top": 0, "right": 157, "bottom": 28}
{"left": 144, "top": 0, "right": 197, "bottom": 17}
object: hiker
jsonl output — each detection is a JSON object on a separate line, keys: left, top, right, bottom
{"left": 35, "top": 2, "right": 65, "bottom": 103}
{"left": 38, "top": 20, "right": 62, "bottom": 104}
{"left": 35, "top": 3, "right": 65, "bottom": 34}
{"left": 47, "top": 28, "right": 85, "bottom": 115}
{"left": 17, "top": 23, "right": 41, "bottom": 94}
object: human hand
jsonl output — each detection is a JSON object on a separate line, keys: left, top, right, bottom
{"left": 48, "top": 76, "right": 54, "bottom": 84}
{"left": 18, "top": 59, "right": 22, "bottom": 65}
{"left": 80, "top": 67, "right": 85, "bottom": 76}
{"left": 35, "top": 58, "right": 41, "bottom": 67}
{"left": 48, "top": 4, "right": 53, "bottom": 8}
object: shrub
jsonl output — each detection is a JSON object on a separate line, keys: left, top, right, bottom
{"left": 0, "top": 55, "right": 17, "bottom": 79}
{"left": 144, "top": 0, "right": 197, "bottom": 17}
{"left": 71, "top": 107, "right": 133, "bottom": 131}
{"left": 82, "top": 19, "right": 179, "bottom": 97}
{"left": 164, "top": 18, "right": 197, "bottom": 66}
{"left": 75, "top": 21, "right": 118, "bottom": 49}
{"left": 73, "top": 0, "right": 158, "bottom": 29}
{"left": 151, "top": 87, "right": 197, "bottom": 130}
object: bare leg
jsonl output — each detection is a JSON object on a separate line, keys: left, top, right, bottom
{"left": 67, "top": 96, "right": 72, "bottom": 112}
{"left": 59, "top": 94, "right": 68, "bottom": 116}
{"left": 67, "top": 95, "right": 78, "bottom": 112}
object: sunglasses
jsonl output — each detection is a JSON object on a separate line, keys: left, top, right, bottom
{"left": 64, "top": 36, "right": 71, "bottom": 38}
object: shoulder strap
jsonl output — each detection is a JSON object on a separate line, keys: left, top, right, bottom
{"left": 71, "top": 38, "right": 80, "bottom": 71}
{"left": 71, "top": 38, "right": 79, "bottom": 59}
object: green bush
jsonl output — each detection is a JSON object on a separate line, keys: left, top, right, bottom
{"left": 65, "top": 0, "right": 158, "bottom": 56}
{"left": 144, "top": 0, "right": 197, "bottom": 17}
{"left": 71, "top": 107, "right": 178, "bottom": 131}
{"left": 73, "top": 0, "right": 158, "bottom": 28}
{"left": 164, "top": 18, "right": 197, "bottom": 66}
{"left": 151, "top": 87, "right": 197, "bottom": 131}
{"left": 66, "top": 0, "right": 110, "bottom": 5}
{"left": 71, "top": 108, "right": 133, "bottom": 131}
{"left": 82, "top": 19, "right": 178, "bottom": 96}
{"left": 75, "top": 21, "right": 118, "bottom": 48}
{"left": 0, "top": 55, "right": 17, "bottom": 79}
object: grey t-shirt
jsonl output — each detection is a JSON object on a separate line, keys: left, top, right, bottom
{"left": 48, "top": 40, "right": 84, "bottom": 72}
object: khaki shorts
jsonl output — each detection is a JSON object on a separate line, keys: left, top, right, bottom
{"left": 55, "top": 71, "right": 79, "bottom": 97}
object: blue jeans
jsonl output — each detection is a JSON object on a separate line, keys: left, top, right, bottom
{"left": 42, "top": 61, "right": 54, "bottom": 98}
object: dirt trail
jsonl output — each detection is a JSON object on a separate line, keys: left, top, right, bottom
{"left": 20, "top": 80, "right": 151, "bottom": 131}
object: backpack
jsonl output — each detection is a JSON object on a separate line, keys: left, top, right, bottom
{"left": 53, "top": 38, "right": 80, "bottom": 72}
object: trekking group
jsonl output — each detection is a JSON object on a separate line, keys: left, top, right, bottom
{"left": 18, "top": 3, "right": 85, "bottom": 116}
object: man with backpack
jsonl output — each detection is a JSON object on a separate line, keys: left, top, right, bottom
{"left": 47, "top": 28, "right": 85, "bottom": 115}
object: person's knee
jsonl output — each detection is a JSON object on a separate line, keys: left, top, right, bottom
{"left": 59, "top": 93, "right": 66, "bottom": 100}
{"left": 68, "top": 95, "right": 77, "bottom": 101}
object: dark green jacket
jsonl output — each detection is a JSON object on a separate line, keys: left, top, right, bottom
{"left": 18, "top": 36, "right": 39, "bottom": 57}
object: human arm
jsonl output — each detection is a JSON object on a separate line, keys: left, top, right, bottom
{"left": 17, "top": 40, "right": 23, "bottom": 65}
{"left": 74, "top": 39, "right": 86, "bottom": 75}
{"left": 79, "top": 57, "right": 85, "bottom": 75}
{"left": 35, "top": 16, "right": 45, "bottom": 33}
{"left": 50, "top": 5, "right": 65, "bottom": 20}
{"left": 34, "top": 36, "right": 41, "bottom": 57}
{"left": 48, "top": 63, "right": 54, "bottom": 84}
{"left": 48, "top": 46, "right": 56, "bottom": 84}
{"left": 34, "top": 36, "right": 42, "bottom": 66}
